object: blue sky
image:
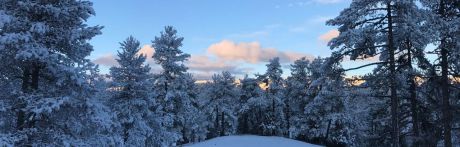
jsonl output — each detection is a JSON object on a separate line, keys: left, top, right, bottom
{"left": 88, "top": 0, "right": 370, "bottom": 80}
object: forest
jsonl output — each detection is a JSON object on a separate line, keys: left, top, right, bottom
{"left": 0, "top": 0, "right": 459, "bottom": 147}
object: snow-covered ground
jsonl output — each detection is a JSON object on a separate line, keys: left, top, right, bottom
{"left": 185, "top": 135, "right": 322, "bottom": 147}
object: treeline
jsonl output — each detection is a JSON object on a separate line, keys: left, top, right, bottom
{"left": 0, "top": 0, "right": 459, "bottom": 147}
{"left": 76, "top": 28, "right": 356, "bottom": 146}
{"left": 95, "top": 27, "right": 354, "bottom": 146}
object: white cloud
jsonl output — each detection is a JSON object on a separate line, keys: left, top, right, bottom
{"left": 93, "top": 44, "right": 155, "bottom": 67}
{"left": 187, "top": 55, "right": 254, "bottom": 80}
{"left": 207, "top": 40, "right": 315, "bottom": 63}
{"left": 93, "top": 40, "right": 316, "bottom": 80}
{"left": 188, "top": 40, "right": 316, "bottom": 80}
{"left": 93, "top": 54, "right": 117, "bottom": 67}
{"left": 319, "top": 29, "right": 339, "bottom": 43}
{"left": 137, "top": 45, "right": 154, "bottom": 59}
{"left": 187, "top": 55, "right": 237, "bottom": 72}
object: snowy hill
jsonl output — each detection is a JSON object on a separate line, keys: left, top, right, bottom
{"left": 185, "top": 135, "right": 322, "bottom": 147}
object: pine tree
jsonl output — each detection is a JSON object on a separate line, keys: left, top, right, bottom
{"left": 151, "top": 26, "right": 198, "bottom": 145}
{"left": 257, "top": 57, "right": 286, "bottom": 136}
{"left": 419, "top": 1, "right": 460, "bottom": 146}
{"left": 414, "top": 66, "right": 446, "bottom": 146}
{"left": 0, "top": 0, "right": 119, "bottom": 145}
{"left": 239, "top": 76, "right": 267, "bottom": 135}
{"left": 391, "top": 2, "right": 434, "bottom": 145}
{"left": 237, "top": 75, "right": 264, "bottom": 134}
{"left": 175, "top": 73, "right": 208, "bottom": 144}
{"left": 205, "top": 71, "right": 239, "bottom": 138}
{"left": 326, "top": 1, "right": 430, "bottom": 145}
{"left": 285, "top": 57, "right": 312, "bottom": 138}
{"left": 341, "top": 76, "right": 375, "bottom": 146}
{"left": 152, "top": 26, "right": 190, "bottom": 82}
{"left": 109, "top": 36, "right": 162, "bottom": 146}
{"left": 301, "top": 57, "right": 354, "bottom": 146}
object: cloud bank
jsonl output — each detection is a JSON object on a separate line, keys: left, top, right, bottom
{"left": 207, "top": 40, "right": 314, "bottom": 64}
{"left": 93, "top": 40, "right": 315, "bottom": 80}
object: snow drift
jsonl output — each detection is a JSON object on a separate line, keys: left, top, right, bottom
{"left": 185, "top": 135, "right": 321, "bottom": 147}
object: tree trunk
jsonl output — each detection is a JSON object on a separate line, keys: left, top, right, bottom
{"left": 325, "top": 119, "right": 332, "bottom": 142}
{"left": 17, "top": 67, "right": 30, "bottom": 130}
{"left": 272, "top": 97, "right": 276, "bottom": 136}
{"left": 182, "top": 119, "right": 188, "bottom": 144}
{"left": 387, "top": 3, "right": 399, "bottom": 147}
{"left": 286, "top": 101, "right": 290, "bottom": 137}
{"left": 220, "top": 111, "right": 225, "bottom": 136}
{"left": 123, "top": 122, "right": 131, "bottom": 143}
{"left": 406, "top": 41, "right": 420, "bottom": 145}
{"left": 439, "top": 1, "right": 452, "bottom": 146}
{"left": 21, "top": 67, "right": 30, "bottom": 92}
{"left": 28, "top": 64, "right": 40, "bottom": 128}
{"left": 31, "top": 64, "right": 39, "bottom": 90}
{"left": 440, "top": 39, "right": 452, "bottom": 147}
{"left": 215, "top": 106, "right": 220, "bottom": 137}
{"left": 258, "top": 108, "right": 262, "bottom": 135}
{"left": 164, "top": 81, "right": 168, "bottom": 95}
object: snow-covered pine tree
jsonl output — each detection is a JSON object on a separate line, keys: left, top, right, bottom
{"left": 176, "top": 73, "right": 209, "bottom": 143}
{"left": 152, "top": 26, "right": 201, "bottom": 145}
{"left": 301, "top": 57, "right": 354, "bottom": 146}
{"left": 419, "top": 1, "right": 460, "bottom": 146}
{"left": 237, "top": 75, "right": 264, "bottom": 134}
{"left": 0, "top": 0, "right": 119, "bottom": 145}
{"left": 205, "top": 71, "right": 239, "bottom": 138}
{"left": 341, "top": 75, "right": 375, "bottom": 146}
{"left": 454, "top": 21, "right": 460, "bottom": 144}
{"left": 336, "top": 1, "right": 436, "bottom": 146}
{"left": 352, "top": 1, "right": 459, "bottom": 146}
{"left": 240, "top": 76, "right": 270, "bottom": 136}
{"left": 152, "top": 26, "right": 189, "bottom": 83}
{"left": 256, "top": 57, "right": 286, "bottom": 136}
{"left": 326, "top": 0, "right": 430, "bottom": 145}
{"left": 109, "top": 36, "right": 165, "bottom": 146}
{"left": 412, "top": 65, "right": 447, "bottom": 146}
{"left": 390, "top": 2, "right": 435, "bottom": 145}
{"left": 285, "top": 57, "right": 312, "bottom": 138}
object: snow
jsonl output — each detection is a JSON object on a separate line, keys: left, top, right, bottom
{"left": 185, "top": 135, "right": 322, "bottom": 147}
